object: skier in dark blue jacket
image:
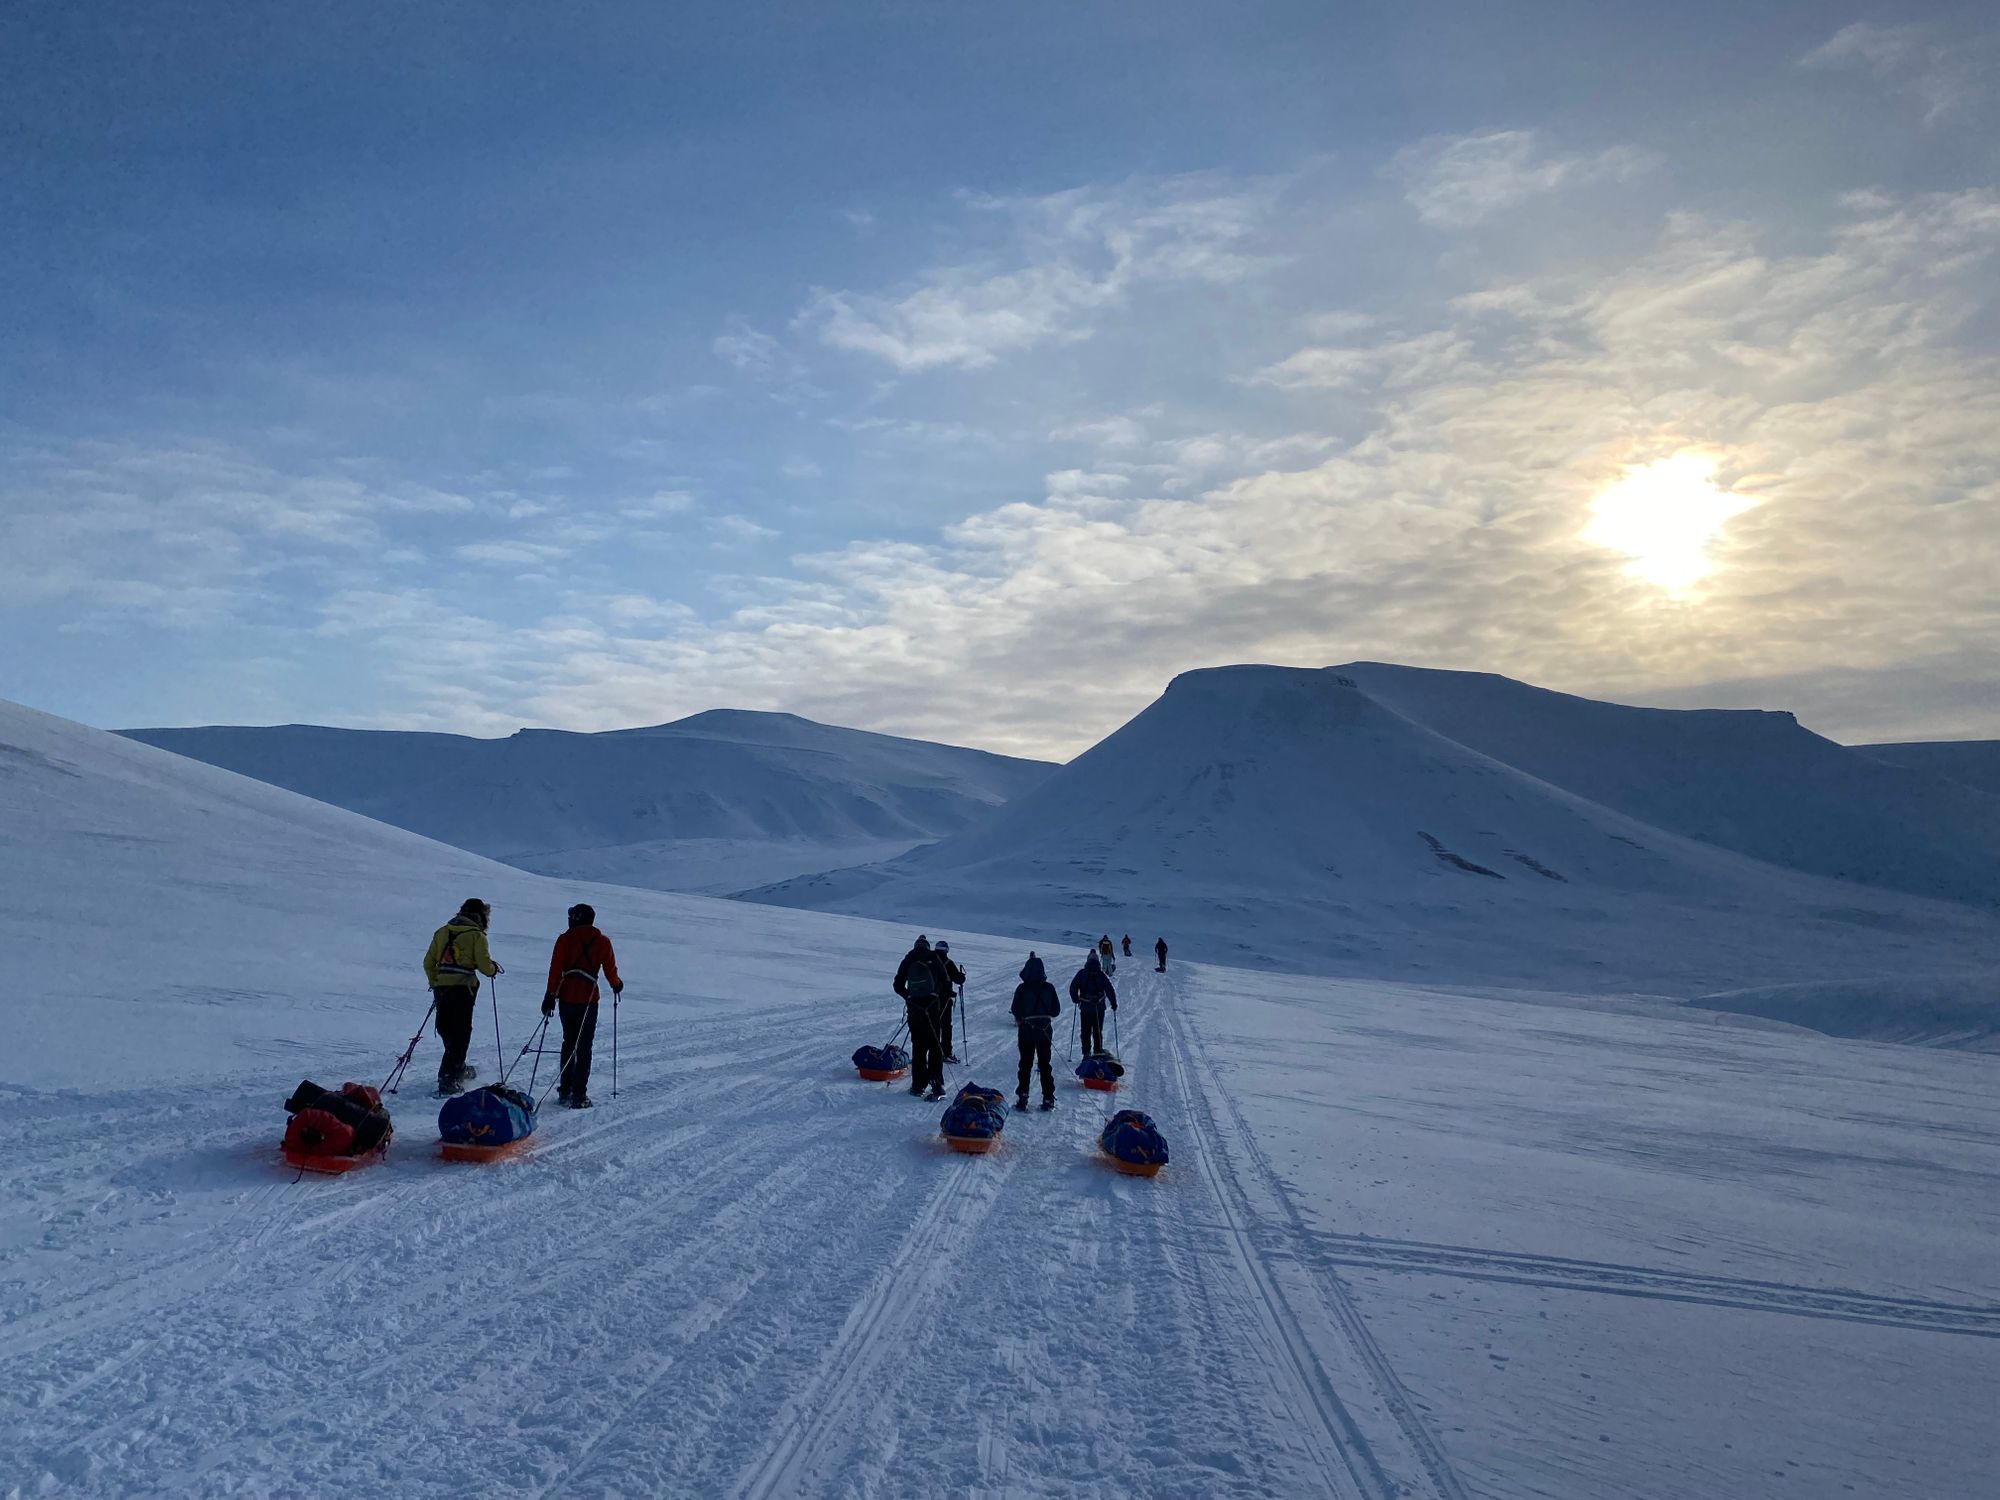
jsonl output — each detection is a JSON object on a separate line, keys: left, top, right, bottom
{"left": 1069, "top": 950, "right": 1117, "bottom": 1057}
{"left": 1011, "top": 953, "right": 1061, "bottom": 1111}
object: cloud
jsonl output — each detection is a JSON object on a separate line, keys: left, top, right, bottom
{"left": 1390, "top": 129, "right": 1654, "bottom": 228}
{"left": 800, "top": 172, "right": 1285, "bottom": 371}
{"left": 1800, "top": 22, "right": 1975, "bottom": 124}
{"left": 713, "top": 317, "right": 808, "bottom": 384}
{"left": 455, "top": 540, "right": 570, "bottom": 567}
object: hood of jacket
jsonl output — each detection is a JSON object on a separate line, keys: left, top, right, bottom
{"left": 1019, "top": 955, "right": 1046, "bottom": 984}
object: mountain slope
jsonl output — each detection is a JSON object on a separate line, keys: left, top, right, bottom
{"left": 120, "top": 710, "right": 1054, "bottom": 894}
{"left": 745, "top": 665, "right": 2000, "bottom": 991}
{"left": 1858, "top": 739, "right": 2000, "bottom": 799}
{"left": 1337, "top": 662, "right": 2000, "bottom": 908}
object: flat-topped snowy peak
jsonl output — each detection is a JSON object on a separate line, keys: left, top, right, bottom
{"left": 746, "top": 663, "right": 2000, "bottom": 991}
{"left": 121, "top": 709, "right": 1054, "bottom": 891}
{"left": 1334, "top": 661, "right": 2000, "bottom": 907}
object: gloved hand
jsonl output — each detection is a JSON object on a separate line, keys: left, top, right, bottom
{"left": 541, "top": 995, "right": 556, "bottom": 1018}
{"left": 492, "top": 963, "right": 505, "bottom": 975}
{"left": 612, "top": 983, "right": 624, "bottom": 997}
{"left": 1111, "top": 1001, "right": 1118, "bottom": 1011}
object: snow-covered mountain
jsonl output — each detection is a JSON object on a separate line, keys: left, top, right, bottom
{"left": 121, "top": 709, "right": 1054, "bottom": 893}
{"left": 745, "top": 664, "right": 2000, "bottom": 992}
{"left": 1859, "top": 738, "right": 2000, "bottom": 798}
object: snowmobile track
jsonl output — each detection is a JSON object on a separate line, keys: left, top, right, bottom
{"left": 1309, "top": 1233, "right": 2000, "bottom": 1338}
{"left": 1160, "top": 975, "right": 1470, "bottom": 1500}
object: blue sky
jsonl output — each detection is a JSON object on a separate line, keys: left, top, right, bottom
{"left": 4, "top": 1, "right": 1997, "bottom": 758}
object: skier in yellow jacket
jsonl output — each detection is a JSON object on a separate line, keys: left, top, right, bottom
{"left": 422, "top": 898, "right": 504, "bottom": 1096}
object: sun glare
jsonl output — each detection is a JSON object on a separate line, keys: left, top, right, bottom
{"left": 1582, "top": 452, "right": 1751, "bottom": 591}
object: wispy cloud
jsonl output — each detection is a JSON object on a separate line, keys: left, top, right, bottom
{"left": 798, "top": 172, "right": 1286, "bottom": 371}
{"left": 1389, "top": 129, "right": 1654, "bottom": 228}
{"left": 1800, "top": 21, "right": 1978, "bottom": 124}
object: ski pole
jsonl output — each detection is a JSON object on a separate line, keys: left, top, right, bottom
{"left": 1067, "top": 1005, "right": 1078, "bottom": 1064}
{"left": 382, "top": 994, "right": 438, "bottom": 1095}
{"left": 612, "top": 987, "right": 619, "bottom": 1100}
{"left": 490, "top": 973, "right": 505, "bottom": 1077}
{"left": 1113, "top": 1004, "right": 1121, "bottom": 1055}
{"left": 959, "top": 984, "right": 968, "bottom": 1069}
{"left": 506, "top": 1014, "right": 550, "bottom": 1090}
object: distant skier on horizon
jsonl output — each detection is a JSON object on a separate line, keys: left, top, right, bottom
{"left": 1121, "top": 934, "right": 1132, "bottom": 958}
{"left": 1070, "top": 950, "right": 1117, "bottom": 1057}
{"left": 1155, "top": 936, "right": 1168, "bottom": 973}
{"left": 1098, "top": 934, "right": 1117, "bottom": 975}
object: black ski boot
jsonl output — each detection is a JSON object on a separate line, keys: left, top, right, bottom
{"left": 1015, "top": 1092, "right": 1029, "bottom": 1111}
{"left": 944, "top": 1053, "right": 960, "bottom": 1065}
{"left": 925, "top": 1085, "right": 945, "bottom": 1102}
{"left": 456, "top": 1064, "right": 477, "bottom": 1084}
{"left": 566, "top": 1093, "right": 594, "bottom": 1109}
{"left": 1039, "top": 1098, "right": 1055, "bottom": 1111}
{"left": 435, "top": 1077, "right": 464, "bottom": 1098}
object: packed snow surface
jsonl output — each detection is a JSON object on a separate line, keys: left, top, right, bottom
{"left": 748, "top": 665, "right": 2000, "bottom": 999}
{"left": 121, "top": 708, "right": 1053, "bottom": 894}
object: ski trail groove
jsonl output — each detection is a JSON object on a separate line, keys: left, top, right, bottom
{"left": 1145, "top": 974, "right": 1386, "bottom": 1500}
{"left": 729, "top": 1149, "right": 1011, "bottom": 1500}
{"left": 1308, "top": 1234, "right": 2000, "bottom": 1338}
{"left": 1160, "top": 973, "right": 1471, "bottom": 1500}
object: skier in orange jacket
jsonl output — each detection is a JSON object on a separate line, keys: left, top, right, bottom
{"left": 543, "top": 903, "right": 622, "bottom": 1108}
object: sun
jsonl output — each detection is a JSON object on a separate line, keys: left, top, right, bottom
{"left": 1582, "top": 451, "right": 1752, "bottom": 591}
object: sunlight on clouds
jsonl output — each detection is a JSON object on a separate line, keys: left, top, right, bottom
{"left": 1582, "top": 453, "right": 1753, "bottom": 592}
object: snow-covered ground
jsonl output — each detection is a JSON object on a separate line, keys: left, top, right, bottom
{"left": 7, "top": 697, "right": 2000, "bottom": 1498}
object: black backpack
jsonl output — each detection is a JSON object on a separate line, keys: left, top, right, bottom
{"left": 904, "top": 953, "right": 938, "bottom": 1001}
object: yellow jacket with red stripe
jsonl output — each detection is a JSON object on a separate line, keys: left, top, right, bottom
{"left": 424, "top": 920, "right": 498, "bottom": 989}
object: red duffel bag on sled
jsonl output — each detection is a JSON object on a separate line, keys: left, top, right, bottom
{"left": 282, "top": 1080, "right": 393, "bottom": 1173}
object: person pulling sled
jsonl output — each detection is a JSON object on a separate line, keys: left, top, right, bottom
{"left": 1011, "top": 953, "right": 1061, "bottom": 1111}
{"left": 935, "top": 940, "right": 966, "bottom": 1064}
{"left": 543, "top": 903, "right": 622, "bottom": 1108}
{"left": 1121, "top": 933, "right": 1132, "bottom": 957}
{"left": 1070, "top": 951, "right": 1117, "bottom": 1057}
{"left": 893, "top": 935, "right": 954, "bottom": 1101}
{"left": 1155, "top": 936, "right": 1169, "bottom": 972}
{"left": 1097, "top": 935, "right": 1117, "bottom": 975}
{"left": 423, "top": 899, "right": 503, "bottom": 1096}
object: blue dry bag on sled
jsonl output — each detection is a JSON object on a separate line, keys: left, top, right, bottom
{"left": 853, "top": 1044, "right": 911, "bottom": 1077}
{"left": 1100, "top": 1109, "right": 1169, "bottom": 1174}
{"left": 1075, "top": 1053, "right": 1125, "bottom": 1082}
{"left": 439, "top": 1084, "right": 538, "bottom": 1148}
{"left": 940, "top": 1083, "right": 1009, "bottom": 1150}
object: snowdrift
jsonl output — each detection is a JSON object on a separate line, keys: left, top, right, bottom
{"left": 121, "top": 708, "right": 1053, "bottom": 894}
{"left": 745, "top": 665, "right": 2000, "bottom": 996}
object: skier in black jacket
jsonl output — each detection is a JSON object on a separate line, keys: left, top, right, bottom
{"left": 1155, "top": 936, "right": 1169, "bottom": 972}
{"left": 1069, "top": 951, "right": 1117, "bottom": 1057}
{"left": 935, "top": 940, "right": 966, "bottom": 1064}
{"left": 892, "top": 935, "right": 954, "bottom": 1100}
{"left": 1010, "top": 953, "right": 1061, "bottom": 1111}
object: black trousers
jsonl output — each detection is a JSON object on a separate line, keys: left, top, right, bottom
{"left": 908, "top": 1002, "right": 946, "bottom": 1092}
{"left": 1016, "top": 1020, "right": 1054, "bottom": 1101}
{"left": 1079, "top": 1004, "right": 1106, "bottom": 1056}
{"left": 559, "top": 1000, "right": 599, "bottom": 1097}
{"left": 434, "top": 985, "right": 476, "bottom": 1084}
